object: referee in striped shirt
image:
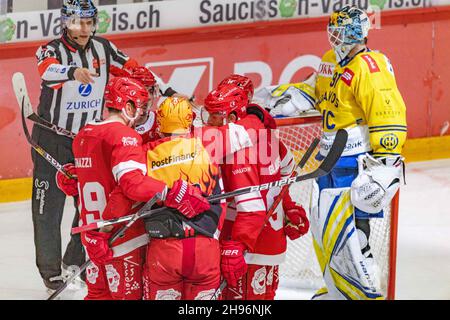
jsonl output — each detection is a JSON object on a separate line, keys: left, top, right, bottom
{"left": 31, "top": 0, "right": 142, "bottom": 293}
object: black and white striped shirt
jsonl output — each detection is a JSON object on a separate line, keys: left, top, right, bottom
{"left": 36, "top": 34, "right": 132, "bottom": 134}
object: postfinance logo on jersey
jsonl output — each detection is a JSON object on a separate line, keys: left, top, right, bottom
{"left": 150, "top": 152, "right": 198, "bottom": 171}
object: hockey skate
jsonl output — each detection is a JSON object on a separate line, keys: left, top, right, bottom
{"left": 44, "top": 275, "right": 65, "bottom": 299}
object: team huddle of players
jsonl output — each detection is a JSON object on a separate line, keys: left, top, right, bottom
{"left": 56, "top": 69, "right": 309, "bottom": 300}
{"left": 44, "top": 0, "right": 407, "bottom": 300}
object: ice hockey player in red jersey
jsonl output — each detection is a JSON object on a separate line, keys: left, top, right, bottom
{"left": 121, "top": 66, "right": 161, "bottom": 143}
{"left": 203, "top": 80, "right": 309, "bottom": 300}
{"left": 113, "top": 65, "right": 184, "bottom": 144}
{"left": 140, "top": 96, "right": 226, "bottom": 300}
{"left": 68, "top": 77, "right": 210, "bottom": 299}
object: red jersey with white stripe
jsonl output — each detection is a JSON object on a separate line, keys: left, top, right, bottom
{"left": 220, "top": 129, "right": 295, "bottom": 266}
{"left": 73, "top": 120, "right": 166, "bottom": 256}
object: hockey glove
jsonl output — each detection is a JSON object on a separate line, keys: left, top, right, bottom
{"left": 55, "top": 163, "right": 78, "bottom": 197}
{"left": 83, "top": 231, "right": 113, "bottom": 265}
{"left": 165, "top": 179, "right": 210, "bottom": 219}
{"left": 283, "top": 194, "right": 309, "bottom": 240}
{"left": 351, "top": 154, "right": 404, "bottom": 214}
{"left": 220, "top": 240, "right": 248, "bottom": 288}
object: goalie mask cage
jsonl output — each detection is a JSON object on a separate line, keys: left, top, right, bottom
{"left": 275, "top": 113, "right": 398, "bottom": 300}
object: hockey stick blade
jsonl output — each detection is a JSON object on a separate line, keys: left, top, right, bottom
{"left": 292, "top": 128, "right": 348, "bottom": 182}
{"left": 297, "top": 137, "right": 320, "bottom": 170}
{"left": 12, "top": 72, "right": 76, "bottom": 139}
{"left": 12, "top": 72, "right": 34, "bottom": 118}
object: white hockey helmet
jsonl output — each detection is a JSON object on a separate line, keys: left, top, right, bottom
{"left": 328, "top": 6, "right": 371, "bottom": 62}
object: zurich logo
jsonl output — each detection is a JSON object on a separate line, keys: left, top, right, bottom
{"left": 79, "top": 84, "right": 93, "bottom": 97}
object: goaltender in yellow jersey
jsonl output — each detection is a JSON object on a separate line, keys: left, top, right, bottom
{"left": 261, "top": 6, "right": 408, "bottom": 300}
{"left": 316, "top": 48, "right": 407, "bottom": 158}
{"left": 247, "top": 5, "right": 408, "bottom": 300}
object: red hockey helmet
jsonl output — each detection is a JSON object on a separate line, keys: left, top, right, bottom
{"left": 218, "top": 74, "right": 254, "bottom": 101}
{"left": 204, "top": 85, "right": 248, "bottom": 121}
{"left": 104, "top": 77, "right": 150, "bottom": 112}
{"left": 129, "top": 66, "right": 159, "bottom": 111}
{"left": 129, "top": 66, "right": 157, "bottom": 89}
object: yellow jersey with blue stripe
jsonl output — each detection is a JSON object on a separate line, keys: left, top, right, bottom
{"left": 315, "top": 49, "right": 407, "bottom": 158}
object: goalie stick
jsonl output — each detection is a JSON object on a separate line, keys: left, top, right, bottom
{"left": 48, "top": 192, "right": 162, "bottom": 300}
{"left": 12, "top": 73, "right": 74, "bottom": 179}
{"left": 210, "top": 136, "right": 322, "bottom": 300}
{"left": 71, "top": 130, "right": 346, "bottom": 237}
{"left": 12, "top": 72, "right": 76, "bottom": 139}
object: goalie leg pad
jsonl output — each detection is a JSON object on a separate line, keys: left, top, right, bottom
{"left": 310, "top": 187, "right": 384, "bottom": 300}
{"left": 355, "top": 218, "right": 372, "bottom": 258}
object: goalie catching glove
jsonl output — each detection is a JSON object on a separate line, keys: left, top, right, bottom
{"left": 351, "top": 154, "right": 404, "bottom": 214}
{"left": 283, "top": 193, "right": 309, "bottom": 240}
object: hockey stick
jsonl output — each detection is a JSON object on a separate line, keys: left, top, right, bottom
{"left": 72, "top": 130, "right": 346, "bottom": 236}
{"left": 207, "top": 129, "right": 347, "bottom": 202}
{"left": 12, "top": 72, "right": 76, "bottom": 139}
{"left": 48, "top": 192, "right": 162, "bottom": 300}
{"left": 27, "top": 110, "right": 76, "bottom": 139}
{"left": 210, "top": 136, "right": 322, "bottom": 300}
{"left": 264, "top": 137, "right": 320, "bottom": 224}
{"left": 12, "top": 74, "right": 74, "bottom": 179}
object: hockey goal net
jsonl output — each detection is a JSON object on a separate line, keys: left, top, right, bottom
{"left": 275, "top": 113, "right": 399, "bottom": 300}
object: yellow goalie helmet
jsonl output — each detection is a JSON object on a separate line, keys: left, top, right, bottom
{"left": 156, "top": 96, "right": 194, "bottom": 134}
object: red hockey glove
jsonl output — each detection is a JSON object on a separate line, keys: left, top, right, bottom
{"left": 55, "top": 163, "right": 78, "bottom": 197}
{"left": 220, "top": 240, "right": 248, "bottom": 288}
{"left": 83, "top": 231, "right": 113, "bottom": 265}
{"left": 283, "top": 195, "right": 309, "bottom": 240}
{"left": 165, "top": 179, "right": 210, "bottom": 219}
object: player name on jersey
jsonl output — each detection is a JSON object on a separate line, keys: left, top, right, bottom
{"left": 75, "top": 157, "right": 92, "bottom": 169}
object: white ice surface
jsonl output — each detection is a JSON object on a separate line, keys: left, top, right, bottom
{"left": 0, "top": 159, "right": 449, "bottom": 300}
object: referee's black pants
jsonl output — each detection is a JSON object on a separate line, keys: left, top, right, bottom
{"left": 31, "top": 125, "right": 85, "bottom": 283}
